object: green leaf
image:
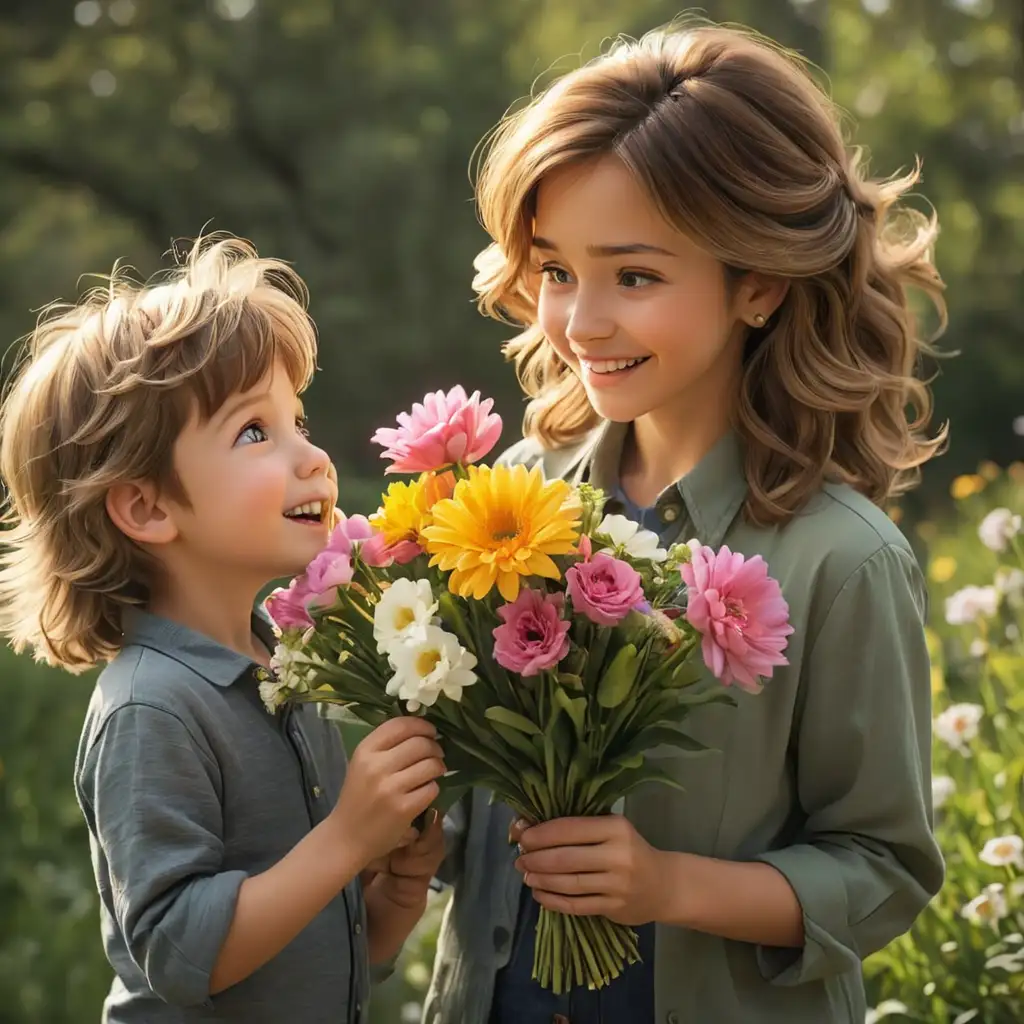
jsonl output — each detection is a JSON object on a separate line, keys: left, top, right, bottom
{"left": 556, "top": 672, "right": 585, "bottom": 690}
{"left": 597, "top": 643, "right": 639, "bottom": 709}
{"left": 553, "top": 687, "right": 587, "bottom": 738}
{"left": 489, "top": 720, "right": 545, "bottom": 763}
{"left": 485, "top": 705, "right": 542, "bottom": 735}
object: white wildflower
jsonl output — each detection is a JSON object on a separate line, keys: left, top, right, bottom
{"left": 373, "top": 578, "right": 438, "bottom": 653}
{"left": 596, "top": 513, "right": 668, "bottom": 562}
{"left": 952, "top": 1012, "right": 980, "bottom": 1024}
{"left": 865, "top": 1000, "right": 909, "bottom": 1023}
{"left": 259, "top": 674, "right": 290, "bottom": 713}
{"left": 933, "top": 703, "right": 984, "bottom": 751}
{"left": 945, "top": 585, "right": 998, "bottom": 625}
{"left": 980, "top": 835, "right": 1024, "bottom": 870}
{"left": 969, "top": 638, "right": 989, "bottom": 658}
{"left": 978, "top": 507, "right": 1021, "bottom": 552}
{"left": 386, "top": 624, "right": 477, "bottom": 712}
{"left": 985, "top": 949, "right": 1024, "bottom": 973}
{"left": 996, "top": 567, "right": 1024, "bottom": 600}
{"left": 962, "top": 883, "right": 1009, "bottom": 927}
{"left": 932, "top": 775, "right": 956, "bottom": 810}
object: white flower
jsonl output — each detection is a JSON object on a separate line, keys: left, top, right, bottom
{"left": 373, "top": 578, "right": 438, "bottom": 653}
{"left": 933, "top": 703, "right": 984, "bottom": 751}
{"left": 996, "top": 567, "right": 1024, "bottom": 600}
{"left": 986, "top": 949, "right": 1024, "bottom": 973}
{"left": 932, "top": 775, "right": 956, "bottom": 809}
{"left": 596, "top": 513, "right": 668, "bottom": 562}
{"left": 978, "top": 507, "right": 1021, "bottom": 552}
{"left": 980, "top": 835, "right": 1024, "bottom": 869}
{"left": 259, "top": 674, "right": 290, "bottom": 712}
{"left": 962, "top": 883, "right": 1009, "bottom": 927}
{"left": 865, "top": 1000, "right": 909, "bottom": 1023}
{"left": 969, "top": 638, "right": 989, "bottom": 658}
{"left": 945, "top": 585, "right": 998, "bottom": 625}
{"left": 386, "top": 624, "right": 477, "bottom": 712}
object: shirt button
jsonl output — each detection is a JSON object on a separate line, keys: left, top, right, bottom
{"left": 355, "top": 1002, "right": 362, "bottom": 1017}
{"left": 666, "top": 1012, "right": 681, "bottom": 1024}
{"left": 354, "top": 922, "right": 362, "bottom": 935}
{"left": 660, "top": 504, "right": 681, "bottom": 523}
{"left": 311, "top": 784, "right": 322, "bottom": 798}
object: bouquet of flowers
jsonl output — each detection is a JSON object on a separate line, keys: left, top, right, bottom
{"left": 261, "top": 385, "right": 793, "bottom": 994}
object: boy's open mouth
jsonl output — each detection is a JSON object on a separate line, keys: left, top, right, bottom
{"left": 284, "top": 500, "right": 327, "bottom": 524}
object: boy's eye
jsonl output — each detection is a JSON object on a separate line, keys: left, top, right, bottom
{"left": 236, "top": 422, "right": 268, "bottom": 446}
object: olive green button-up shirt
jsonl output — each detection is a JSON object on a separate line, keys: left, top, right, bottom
{"left": 424, "top": 423, "right": 943, "bottom": 1024}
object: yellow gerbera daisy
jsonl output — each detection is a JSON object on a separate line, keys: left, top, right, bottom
{"left": 370, "top": 471, "right": 455, "bottom": 547}
{"left": 422, "top": 463, "right": 580, "bottom": 601}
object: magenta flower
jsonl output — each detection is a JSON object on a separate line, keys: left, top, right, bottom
{"left": 303, "top": 513, "right": 377, "bottom": 602}
{"left": 359, "top": 531, "right": 422, "bottom": 568}
{"left": 329, "top": 513, "right": 375, "bottom": 553}
{"left": 371, "top": 385, "right": 503, "bottom": 474}
{"left": 566, "top": 553, "right": 644, "bottom": 626}
{"left": 265, "top": 576, "right": 314, "bottom": 631}
{"left": 493, "top": 588, "right": 571, "bottom": 677}
{"left": 682, "top": 544, "right": 793, "bottom": 692}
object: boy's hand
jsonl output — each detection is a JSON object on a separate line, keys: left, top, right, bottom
{"left": 331, "top": 717, "right": 444, "bottom": 867}
{"left": 374, "top": 809, "right": 445, "bottom": 910}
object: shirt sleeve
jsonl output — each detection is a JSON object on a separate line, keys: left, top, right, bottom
{"left": 754, "top": 543, "right": 944, "bottom": 985}
{"left": 79, "top": 702, "right": 247, "bottom": 1006}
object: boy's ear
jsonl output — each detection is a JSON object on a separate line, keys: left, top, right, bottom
{"left": 105, "top": 481, "right": 179, "bottom": 547}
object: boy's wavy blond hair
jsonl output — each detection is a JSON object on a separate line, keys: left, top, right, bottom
{"left": 0, "top": 235, "right": 318, "bottom": 671}
{"left": 473, "top": 24, "right": 947, "bottom": 524}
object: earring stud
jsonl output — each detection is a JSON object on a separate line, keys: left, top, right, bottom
{"left": 752, "top": 313, "right": 766, "bottom": 327}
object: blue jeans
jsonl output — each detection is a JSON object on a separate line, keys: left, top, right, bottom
{"left": 489, "top": 887, "right": 656, "bottom": 1024}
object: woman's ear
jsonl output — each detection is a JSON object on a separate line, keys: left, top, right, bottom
{"left": 105, "top": 481, "right": 179, "bottom": 547}
{"left": 736, "top": 272, "right": 790, "bottom": 327}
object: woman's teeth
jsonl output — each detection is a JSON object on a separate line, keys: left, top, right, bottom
{"left": 582, "top": 356, "right": 649, "bottom": 375}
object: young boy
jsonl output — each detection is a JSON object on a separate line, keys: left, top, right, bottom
{"left": 0, "top": 236, "right": 445, "bottom": 1023}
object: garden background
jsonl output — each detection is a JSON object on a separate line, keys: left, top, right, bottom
{"left": 1, "top": 1, "right": 1022, "bottom": 1022}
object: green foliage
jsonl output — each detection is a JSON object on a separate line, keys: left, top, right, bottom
{"left": 865, "top": 464, "right": 1024, "bottom": 1022}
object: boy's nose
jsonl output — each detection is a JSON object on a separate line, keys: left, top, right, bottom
{"left": 297, "top": 436, "right": 331, "bottom": 479}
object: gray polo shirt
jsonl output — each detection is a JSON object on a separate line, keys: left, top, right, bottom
{"left": 74, "top": 610, "right": 370, "bottom": 1024}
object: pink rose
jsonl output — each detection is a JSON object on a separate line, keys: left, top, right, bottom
{"left": 566, "top": 553, "right": 644, "bottom": 626}
{"left": 492, "top": 588, "right": 571, "bottom": 677}
{"left": 682, "top": 544, "right": 793, "bottom": 693}
{"left": 371, "top": 385, "right": 503, "bottom": 474}
{"left": 265, "top": 576, "right": 314, "bottom": 631}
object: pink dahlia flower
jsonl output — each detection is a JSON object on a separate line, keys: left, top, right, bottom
{"left": 371, "top": 385, "right": 503, "bottom": 474}
{"left": 682, "top": 545, "right": 793, "bottom": 692}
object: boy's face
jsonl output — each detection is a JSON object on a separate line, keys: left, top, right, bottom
{"left": 166, "top": 359, "right": 336, "bottom": 588}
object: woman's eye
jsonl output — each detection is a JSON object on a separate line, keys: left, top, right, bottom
{"left": 541, "top": 265, "right": 573, "bottom": 286}
{"left": 236, "top": 422, "right": 268, "bottom": 446}
{"left": 619, "top": 270, "right": 660, "bottom": 289}
{"left": 296, "top": 416, "right": 310, "bottom": 437}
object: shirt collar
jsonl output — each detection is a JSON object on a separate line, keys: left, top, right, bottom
{"left": 581, "top": 421, "right": 748, "bottom": 549}
{"left": 122, "top": 608, "right": 276, "bottom": 688}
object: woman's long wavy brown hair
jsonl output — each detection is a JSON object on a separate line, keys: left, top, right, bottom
{"left": 472, "top": 24, "right": 947, "bottom": 524}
